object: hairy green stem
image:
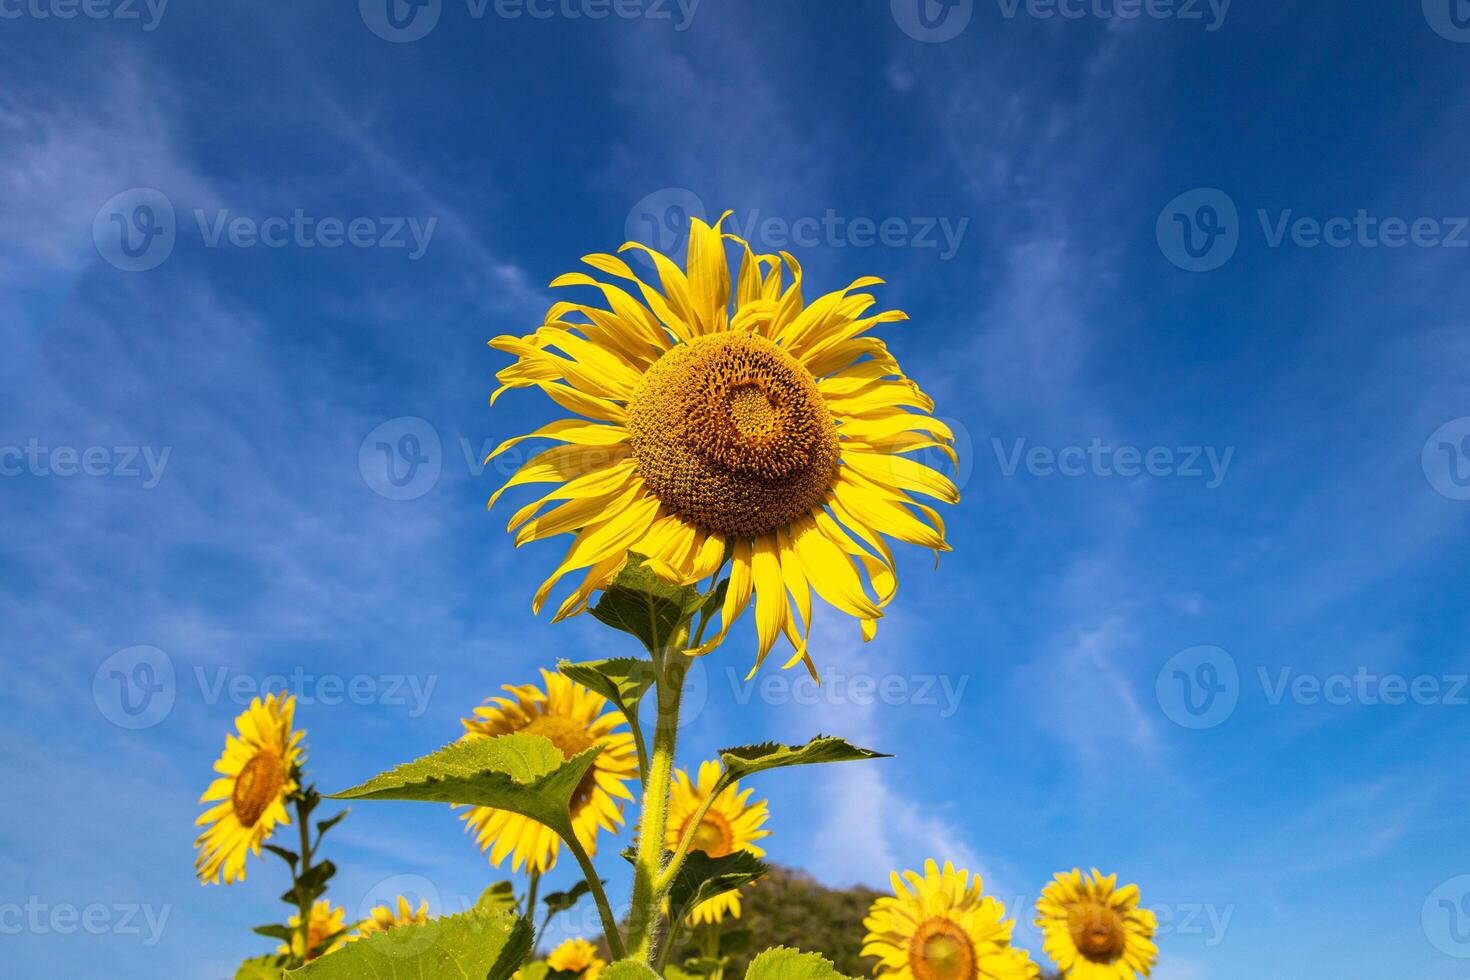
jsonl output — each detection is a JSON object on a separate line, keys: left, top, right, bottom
{"left": 564, "top": 832, "right": 627, "bottom": 961}
{"left": 292, "top": 794, "right": 314, "bottom": 967}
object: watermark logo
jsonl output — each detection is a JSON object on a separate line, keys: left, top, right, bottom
{"left": 1156, "top": 645, "right": 1238, "bottom": 729}
{"left": 1423, "top": 0, "right": 1470, "bottom": 42}
{"left": 1422, "top": 418, "right": 1470, "bottom": 501}
{"left": 1157, "top": 188, "right": 1238, "bottom": 272}
{"left": 991, "top": 437, "right": 1234, "bottom": 488}
{"left": 626, "top": 187, "right": 706, "bottom": 259}
{"left": 0, "top": 440, "right": 171, "bottom": 487}
{"left": 0, "top": 0, "right": 168, "bottom": 30}
{"left": 360, "top": 0, "right": 442, "bottom": 41}
{"left": 1424, "top": 875, "right": 1470, "bottom": 957}
{"left": 892, "top": 0, "right": 973, "bottom": 42}
{"left": 360, "top": 417, "right": 443, "bottom": 501}
{"left": 357, "top": 875, "right": 440, "bottom": 956}
{"left": 93, "top": 646, "right": 176, "bottom": 730}
{"left": 94, "top": 188, "right": 176, "bottom": 273}
{"left": 995, "top": 0, "right": 1229, "bottom": 30}
{"left": 0, "top": 899, "right": 171, "bottom": 946}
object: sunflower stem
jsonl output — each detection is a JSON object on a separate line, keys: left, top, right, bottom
{"left": 653, "top": 779, "right": 723, "bottom": 894}
{"left": 563, "top": 830, "right": 626, "bottom": 960}
{"left": 291, "top": 791, "right": 315, "bottom": 968}
{"left": 625, "top": 633, "right": 690, "bottom": 963}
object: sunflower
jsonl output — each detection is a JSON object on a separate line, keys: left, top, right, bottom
{"left": 863, "top": 860, "right": 1040, "bottom": 980}
{"left": 279, "top": 899, "right": 347, "bottom": 961}
{"left": 459, "top": 669, "right": 638, "bottom": 873}
{"left": 546, "top": 937, "right": 606, "bottom": 979}
{"left": 486, "top": 213, "right": 957, "bottom": 675}
{"left": 352, "top": 895, "right": 430, "bottom": 941}
{"left": 662, "top": 759, "right": 770, "bottom": 924}
{"left": 194, "top": 693, "right": 304, "bottom": 885}
{"left": 1035, "top": 869, "right": 1157, "bottom": 980}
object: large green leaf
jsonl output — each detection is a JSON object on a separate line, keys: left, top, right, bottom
{"left": 558, "top": 657, "right": 656, "bottom": 727}
{"left": 718, "top": 737, "right": 888, "bottom": 783}
{"left": 235, "top": 955, "right": 288, "bottom": 980}
{"left": 284, "top": 909, "right": 528, "bottom": 980}
{"left": 590, "top": 553, "right": 704, "bottom": 653}
{"left": 666, "top": 850, "right": 769, "bottom": 927}
{"left": 329, "top": 733, "right": 602, "bottom": 836}
{"left": 475, "top": 880, "right": 519, "bottom": 916}
{"left": 602, "top": 963, "right": 662, "bottom": 980}
{"left": 542, "top": 876, "right": 602, "bottom": 914}
{"left": 744, "top": 948, "right": 857, "bottom": 980}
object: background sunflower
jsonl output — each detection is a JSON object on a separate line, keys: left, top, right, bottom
{"left": 545, "top": 937, "right": 606, "bottom": 979}
{"left": 194, "top": 693, "right": 304, "bottom": 885}
{"left": 1035, "top": 869, "right": 1157, "bottom": 980}
{"left": 459, "top": 668, "right": 638, "bottom": 873}
{"left": 664, "top": 759, "right": 772, "bottom": 924}
{"left": 352, "top": 895, "right": 430, "bottom": 940}
{"left": 279, "top": 899, "right": 346, "bottom": 962}
{"left": 487, "top": 213, "right": 958, "bottom": 675}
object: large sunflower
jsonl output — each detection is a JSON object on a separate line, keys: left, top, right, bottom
{"left": 352, "top": 895, "right": 430, "bottom": 940}
{"left": 194, "top": 693, "right": 304, "bottom": 885}
{"left": 459, "top": 669, "right": 638, "bottom": 873}
{"left": 664, "top": 759, "right": 771, "bottom": 924}
{"left": 1035, "top": 869, "right": 1157, "bottom": 980}
{"left": 280, "top": 899, "right": 347, "bottom": 961}
{"left": 545, "top": 937, "right": 606, "bottom": 979}
{"left": 487, "top": 213, "right": 957, "bottom": 675}
{"left": 863, "top": 860, "right": 1040, "bottom": 980}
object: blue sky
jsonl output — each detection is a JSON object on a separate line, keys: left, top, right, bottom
{"left": 3, "top": 0, "right": 1470, "bottom": 977}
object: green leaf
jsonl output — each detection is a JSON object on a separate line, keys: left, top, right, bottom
{"left": 663, "top": 966, "right": 703, "bottom": 980}
{"left": 558, "top": 657, "right": 656, "bottom": 730}
{"left": 542, "top": 877, "right": 602, "bottom": 914}
{"left": 329, "top": 733, "right": 603, "bottom": 837}
{"left": 285, "top": 909, "right": 527, "bottom": 980}
{"left": 475, "top": 880, "right": 519, "bottom": 916}
{"left": 602, "top": 963, "right": 662, "bottom": 980}
{"left": 666, "top": 851, "right": 769, "bottom": 928}
{"left": 251, "top": 924, "right": 296, "bottom": 942}
{"left": 718, "top": 737, "right": 888, "bottom": 783}
{"left": 518, "top": 965, "right": 551, "bottom": 980}
{"left": 281, "top": 860, "right": 337, "bottom": 905}
{"left": 263, "top": 844, "right": 299, "bottom": 865}
{"left": 590, "top": 552, "right": 704, "bottom": 653}
{"left": 235, "top": 955, "right": 289, "bottom": 980}
{"left": 744, "top": 947, "right": 857, "bottom": 980}
{"left": 316, "top": 809, "right": 349, "bottom": 836}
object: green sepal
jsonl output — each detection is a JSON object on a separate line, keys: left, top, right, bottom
{"left": 558, "top": 657, "right": 656, "bottom": 731}
{"left": 590, "top": 552, "right": 704, "bottom": 654}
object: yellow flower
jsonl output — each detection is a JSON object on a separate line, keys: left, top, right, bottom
{"left": 279, "top": 899, "right": 347, "bottom": 961}
{"left": 487, "top": 213, "right": 957, "bottom": 675}
{"left": 1035, "top": 869, "right": 1158, "bottom": 980}
{"left": 352, "top": 895, "right": 430, "bottom": 940}
{"left": 546, "top": 937, "right": 606, "bottom": 979}
{"left": 863, "top": 860, "right": 1039, "bottom": 980}
{"left": 194, "top": 693, "right": 303, "bottom": 885}
{"left": 663, "top": 760, "right": 771, "bottom": 924}
{"left": 459, "top": 669, "right": 638, "bottom": 873}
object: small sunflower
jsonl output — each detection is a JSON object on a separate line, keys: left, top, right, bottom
{"left": 279, "top": 899, "right": 347, "bottom": 961}
{"left": 194, "top": 693, "right": 304, "bottom": 885}
{"left": 352, "top": 895, "right": 430, "bottom": 941}
{"left": 459, "top": 669, "right": 638, "bottom": 873}
{"left": 546, "top": 937, "right": 606, "bottom": 979}
{"left": 663, "top": 760, "right": 771, "bottom": 924}
{"left": 863, "top": 860, "right": 1040, "bottom": 980}
{"left": 487, "top": 213, "right": 957, "bottom": 676}
{"left": 1035, "top": 869, "right": 1157, "bottom": 980}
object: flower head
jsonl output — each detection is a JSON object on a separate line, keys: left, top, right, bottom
{"left": 1035, "top": 869, "right": 1157, "bottom": 980}
{"left": 459, "top": 669, "right": 638, "bottom": 873}
{"left": 194, "top": 693, "right": 303, "bottom": 885}
{"left": 352, "top": 895, "right": 430, "bottom": 941}
{"left": 488, "top": 214, "right": 957, "bottom": 675}
{"left": 280, "top": 899, "right": 347, "bottom": 961}
{"left": 546, "top": 937, "right": 606, "bottom": 979}
{"left": 664, "top": 760, "right": 771, "bottom": 924}
{"left": 863, "top": 860, "right": 1039, "bottom": 980}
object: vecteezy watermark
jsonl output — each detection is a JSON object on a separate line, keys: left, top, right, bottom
{"left": 1425, "top": 875, "right": 1470, "bottom": 957}
{"left": 892, "top": 0, "right": 1228, "bottom": 42}
{"left": 0, "top": 0, "right": 167, "bottom": 30}
{"left": 626, "top": 189, "right": 971, "bottom": 262}
{"left": 359, "top": 0, "right": 698, "bottom": 43}
{"left": 1008, "top": 897, "right": 1233, "bottom": 947}
{"left": 93, "top": 647, "right": 438, "bottom": 729}
{"left": 891, "top": 0, "right": 974, "bottom": 43}
{"left": 727, "top": 668, "right": 970, "bottom": 718}
{"left": 1422, "top": 418, "right": 1470, "bottom": 501}
{"left": 360, "top": 417, "right": 443, "bottom": 501}
{"left": 1159, "top": 187, "right": 1470, "bottom": 271}
{"left": 0, "top": 899, "right": 171, "bottom": 946}
{"left": 990, "top": 437, "right": 1234, "bottom": 488}
{"left": 93, "top": 189, "right": 437, "bottom": 272}
{"left": 0, "top": 440, "right": 171, "bottom": 488}
{"left": 1157, "top": 645, "right": 1470, "bottom": 730}
{"left": 1423, "top": 0, "right": 1470, "bottom": 43}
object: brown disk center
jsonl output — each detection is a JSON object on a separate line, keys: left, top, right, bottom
{"left": 625, "top": 333, "right": 839, "bottom": 539}
{"left": 232, "top": 750, "right": 285, "bottom": 828}
{"left": 681, "top": 809, "right": 736, "bottom": 858}
{"left": 908, "top": 917, "right": 977, "bottom": 980}
{"left": 1067, "top": 901, "right": 1127, "bottom": 963}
